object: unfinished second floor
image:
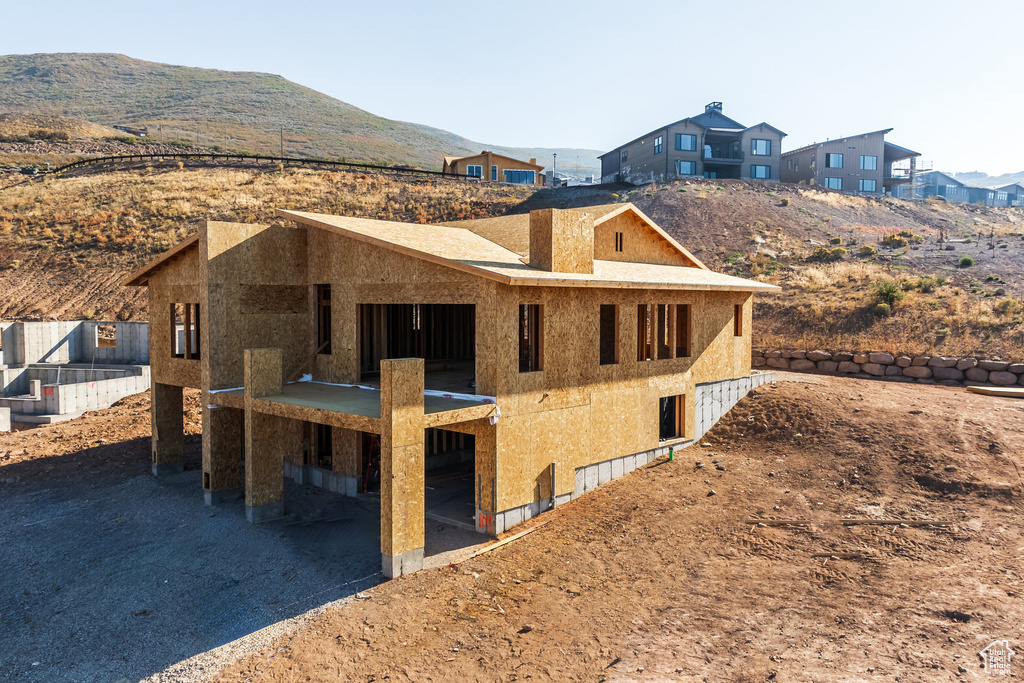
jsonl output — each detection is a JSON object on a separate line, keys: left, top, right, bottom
{"left": 126, "top": 205, "right": 776, "bottom": 408}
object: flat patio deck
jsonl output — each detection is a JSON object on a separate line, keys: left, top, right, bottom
{"left": 210, "top": 380, "right": 497, "bottom": 431}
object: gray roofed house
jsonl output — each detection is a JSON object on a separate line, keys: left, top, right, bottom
{"left": 599, "top": 102, "right": 787, "bottom": 185}
{"left": 780, "top": 129, "right": 919, "bottom": 196}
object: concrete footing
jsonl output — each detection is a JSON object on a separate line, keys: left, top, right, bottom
{"left": 0, "top": 407, "right": 9, "bottom": 432}
{"left": 151, "top": 462, "right": 184, "bottom": 477}
{"left": 245, "top": 501, "right": 284, "bottom": 524}
{"left": 382, "top": 547, "right": 424, "bottom": 579}
{"left": 283, "top": 460, "right": 359, "bottom": 497}
{"left": 204, "top": 488, "right": 242, "bottom": 506}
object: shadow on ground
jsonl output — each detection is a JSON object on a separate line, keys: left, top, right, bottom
{"left": 0, "top": 436, "right": 483, "bottom": 682}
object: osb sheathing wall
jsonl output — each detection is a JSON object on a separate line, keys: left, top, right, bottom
{"left": 593, "top": 212, "right": 695, "bottom": 267}
{"left": 147, "top": 249, "right": 202, "bottom": 389}
{"left": 488, "top": 285, "right": 752, "bottom": 511}
{"left": 528, "top": 209, "right": 594, "bottom": 274}
{"left": 201, "top": 221, "right": 312, "bottom": 392}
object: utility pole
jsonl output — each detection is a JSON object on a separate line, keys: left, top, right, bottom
{"left": 553, "top": 153, "right": 557, "bottom": 186}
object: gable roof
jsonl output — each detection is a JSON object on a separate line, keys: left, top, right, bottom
{"left": 438, "top": 203, "right": 707, "bottom": 269}
{"left": 443, "top": 151, "right": 544, "bottom": 171}
{"left": 278, "top": 208, "right": 774, "bottom": 292}
{"left": 781, "top": 128, "right": 895, "bottom": 158}
{"left": 123, "top": 233, "right": 199, "bottom": 286}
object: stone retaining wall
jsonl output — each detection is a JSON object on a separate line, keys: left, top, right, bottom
{"left": 752, "top": 349, "right": 1024, "bottom": 387}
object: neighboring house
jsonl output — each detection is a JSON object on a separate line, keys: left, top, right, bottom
{"left": 442, "top": 151, "right": 544, "bottom": 185}
{"left": 997, "top": 183, "right": 1024, "bottom": 206}
{"left": 780, "top": 129, "right": 919, "bottom": 195}
{"left": 599, "top": 102, "right": 786, "bottom": 185}
{"left": 893, "top": 172, "right": 1018, "bottom": 206}
{"left": 124, "top": 203, "right": 776, "bottom": 578}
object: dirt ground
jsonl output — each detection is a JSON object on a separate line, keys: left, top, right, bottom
{"left": 213, "top": 373, "right": 1023, "bottom": 682}
{"left": 2, "top": 374, "right": 1022, "bottom": 681}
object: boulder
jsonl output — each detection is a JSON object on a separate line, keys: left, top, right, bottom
{"left": 911, "top": 356, "right": 931, "bottom": 366}
{"left": 790, "top": 359, "right": 816, "bottom": 371}
{"left": 766, "top": 358, "right": 789, "bottom": 369}
{"left": 1008, "top": 363, "right": 1024, "bottom": 374}
{"left": 928, "top": 356, "right": 958, "bottom": 368}
{"left": 916, "top": 378, "right": 937, "bottom": 384}
{"left": 903, "top": 366, "right": 932, "bottom": 379}
{"left": 956, "top": 358, "right": 978, "bottom": 370}
{"left": 806, "top": 350, "right": 832, "bottom": 362}
{"left": 765, "top": 350, "right": 783, "bottom": 359}
{"left": 885, "top": 365, "right": 904, "bottom": 376}
{"left": 895, "top": 356, "right": 912, "bottom": 368}
{"left": 852, "top": 353, "right": 870, "bottom": 364}
{"left": 783, "top": 350, "right": 807, "bottom": 359}
{"left": 833, "top": 352, "right": 854, "bottom": 362}
{"left": 868, "top": 352, "right": 895, "bottom": 365}
{"left": 939, "top": 379, "right": 963, "bottom": 386}
{"left": 838, "top": 361, "right": 861, "bottom": 374}
{"left": 965, "top": 367, "right": 989, "bottom": 383}
{"left": 989, "top": 371, "right": 1017, "bottom": 386}
{"left": 752, "top": 357, "right": 767, "bottom": 367}
{"left": 933, "top": 367, "right": 965, "bottom": 381}
{"left": 817, "top": 361, "right": 839, "bottom": 372}
{"left": 862, "top": 363, "right": 886, "bottom": 376}
{"left": 979, "top": 360, "right": 1009, "bottom": 372}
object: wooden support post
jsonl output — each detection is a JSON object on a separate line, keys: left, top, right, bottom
{"left": 379, "top": 357, "right": 426, "bottom": 578}
{"left": 202, "top": 401, "right": 243, "bottom": 505}
{"left": 244, "top": 348, "right": 285, "bottom": 523}
{"left": 474, "top": 423, "right": 498, "bottom": 535}
{"left": 151, "top": 382, "right": 184, "bottom": 476}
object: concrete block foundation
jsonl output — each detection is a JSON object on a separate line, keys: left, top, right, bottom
{"left": 382, "top": 547, "right": 424, "bottom": 579}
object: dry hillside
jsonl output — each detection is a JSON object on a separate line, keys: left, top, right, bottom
{"left": 2, "top": 168, "right": 1024, "bottom": 358}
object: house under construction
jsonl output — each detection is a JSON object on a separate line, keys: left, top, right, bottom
{"left": 125, "top": 203, "right": 777, "bottom": 577}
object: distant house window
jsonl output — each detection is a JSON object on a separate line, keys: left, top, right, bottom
{"left": 787, "top": 159, "right": 792, "bottom": 170}
{"left": 599, "top": 305, "right": 618, "bottom": 365}
{"left": 734, "top": 303, "right": 743, "bottom": 336}
{"left": 751, "top": 139, "right": 771, "bottom": 156}
{"left": 675, "top": 133, "right": 697, "bottom": 151}
{"left": 824, "top": 177, "right": 843, "bottom": 190}
{"left": 614, "top": 231, "right": 624, "bottom": 252}
{"left": 988, "top": 191, "right": 995, "bottom": 200}
{"left": 998, "top": 191, "right": 1008, "bottom": 201}
{"left": 621, "top": 149, "right": 628, "bottom": 162}
{"left": 859, "top": 179, "right": 877, "bottom": 192}
{"left": 794, "top": 162, "right": 799, "bottom": 173}
{"left": 467, "top": 164, "right": 483, "bottom": 178}
{"left": 751, "top": 164, "right": 771, "bottom": 179}
{"left": 504, "top": 169, "right": 535, "bottom": 184}
{"left": 676, "top": 160, "right": 696, "bottom": 176}
{"left": 860, "top": 155, "right": 877, "bottom": 170}
{"left": 171, "top": 303, "right": 200, "bottom": 360}
{"left": 825, "top": 153, "right": 843, "bottom": 168}
{"left": 653, "top": 136, "right": 663, "bottom": 154}
{"left": 491, "top": 165, "right": 497, "bottom": 181}
{"left": 519, "top": 304, "right": 543, "bottom": 372}
{"left": 659, "top": 395, "right": 685, "bottom": 441}
{"left": 944, "top": 184, "right": 958, "bottom": 196}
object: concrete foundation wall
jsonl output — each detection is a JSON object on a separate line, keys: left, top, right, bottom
{"left": 0, "top": 321, "right": 149, "bottom": 367}
{"left": 486, "top": 371, "right": 774, "bottom": 535}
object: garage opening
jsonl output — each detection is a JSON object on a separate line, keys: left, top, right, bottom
{"left": 424, "top": 428, "right": 476, "bottom": 531}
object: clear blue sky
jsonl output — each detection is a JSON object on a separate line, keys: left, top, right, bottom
{"left": 4, "top": 0, "right": 1023, "bottom": 174}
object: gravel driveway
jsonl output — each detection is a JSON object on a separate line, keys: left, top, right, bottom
{"left": 0, "top": 466, "right": 386, "bottom": 682}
